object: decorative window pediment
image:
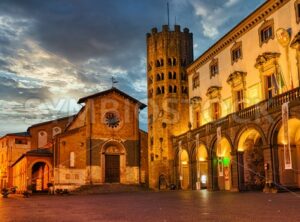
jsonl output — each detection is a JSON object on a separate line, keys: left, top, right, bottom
{"left": 206, "top": 86, "right": 222, "bottom": 99}
{"left": 209, "top": 58, "right": 219, "bottom": 79}
{"left": 190, "top": 96, "right": 202, "bottom": 109}
{"left": 258, "top": 19, "right": 274, "bottom": 46}
{"left": 192, "top": 73, "right": 200, "bottom": 89}
{"left": 226, "top": 71, "right": 247, "bottom": 88}
{"left": 231, "top": 41, "right": 243, "bottom": 64}
{"left": 254, "top": 52, "right": 281, "bottom": 70}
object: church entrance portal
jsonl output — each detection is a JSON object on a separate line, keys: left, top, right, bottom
{"left": 105, "top": 155, "right": 120, "bottom": 183}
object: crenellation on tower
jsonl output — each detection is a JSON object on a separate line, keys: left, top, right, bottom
{"left": 146, "top": 24, "right": 193, "bottom": 189}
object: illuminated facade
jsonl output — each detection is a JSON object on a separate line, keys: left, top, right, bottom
{"left": 0, "top": 133, "right": 31, "bottom": 189}
{"left": 149, "top": 0, "right": 300, "bottom": 191}
{"left": 146, "top": 25, "right": 193, "bottom": 189}
{"left": 3, "top": 88, "right": 148, "bottom": 192}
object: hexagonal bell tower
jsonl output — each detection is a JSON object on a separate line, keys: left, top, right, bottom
{"left": 146, "top": 25, "right": 193, "bottom": 189}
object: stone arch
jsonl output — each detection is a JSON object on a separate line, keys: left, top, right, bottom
{"left": 179, "top": 149, "right": 190, "bottom": 190}
{"left": 191, "top": 141, "right": 209, "bottom": 190}
{"left": 174, "top": 145, "right": 190, "bottom": 190}
{"left": 235, "top": 126, "right": 266, "bottom": 191}
{"left": 100, "top": 140, "right": 126, "bottom": 184}
{"left": 29, "top": 159, "right": 53, "bottom": 192}
{"left": 209, "top": 134, "right": 233, "bottom": 191}
{"left": 268, "top": 113, "right": 300, "bottom": 189}
{"left": 234, "top": 123, "right": 267, "bottom": 150}
{"left": 209, "top": 132, "right": 233, "bottom": 156}
{"left": 268, "top": 111, "right": 300, "bottom": 145}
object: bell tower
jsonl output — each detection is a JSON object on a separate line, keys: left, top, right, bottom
{"left": 146, "top": 25, "right": 193, "bottom": 189}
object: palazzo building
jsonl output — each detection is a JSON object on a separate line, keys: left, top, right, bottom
{"left": 0, "top": 133, "right": 31, "bottom": 189}
{"left": 148, "top": 0, "right": 300, "bottom": 192}
{"left": 8, "top": 88, "right": 147, "bottom": 192}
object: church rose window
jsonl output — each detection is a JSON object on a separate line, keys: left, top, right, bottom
{"left": 105, "top": 112, "right": 120, "bottom": 128}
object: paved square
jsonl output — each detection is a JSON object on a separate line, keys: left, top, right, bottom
{"left": 1, "top": 191, "right": 300, "bottom": 222}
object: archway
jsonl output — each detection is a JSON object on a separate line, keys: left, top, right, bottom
{"left": 31, "top": 162, "right": 50, "bottom": 192}
{"left": 275, "top": 118, "right": 300, "bottom": 188}
{"left": 101, "top": 141, "right": 126, "bottom": 184}
{"left": 180, "top": 149, "right": 190, "bottom": 190}
{"left": 192, "top": 144, "right": 208, "bottom": 190}
{"left": 237, "top": 128, "right": 265, "bottom": 191}
{"left": 212, "top": 137, "right": 232, "bottom": 191}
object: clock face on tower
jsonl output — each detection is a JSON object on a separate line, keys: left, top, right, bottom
{"left": 104, "top": 112, "right": 120, "bottom": 128}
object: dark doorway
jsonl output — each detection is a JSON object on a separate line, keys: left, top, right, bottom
{"left": 105, "top": 155, "right": 120, "bottom": 183}
{"left": 31, "top": 162, "right": 49, "bottom": 192}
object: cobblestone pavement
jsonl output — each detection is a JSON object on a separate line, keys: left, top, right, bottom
{"left": 1, "top": 190, "right": 300, "bottom": 222}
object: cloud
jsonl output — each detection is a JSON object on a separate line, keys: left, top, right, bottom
{"left": 0, "top": 0, "right": 264, "bottom": 135}
{"left": 225, "top": 0, "right": 240, "bottom": 7}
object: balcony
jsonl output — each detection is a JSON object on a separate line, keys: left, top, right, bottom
{"left": 175, "top": 87, "right": 300, "bottom": 142}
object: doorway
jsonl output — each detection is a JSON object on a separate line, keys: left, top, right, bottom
{"left": 105, "top": 155, "right": 120, "bottom": 183}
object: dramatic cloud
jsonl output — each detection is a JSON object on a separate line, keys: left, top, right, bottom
{"left": 0, "top": 0, "right": 264, "bottom": 135}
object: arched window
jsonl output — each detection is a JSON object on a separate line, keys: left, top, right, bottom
{"left": 173, "top": 58, "right": 177, "bottom": 66}
{"left": 156, "top": 60, "right": 160, "bottom": 67}
{"left": 169, "top": 85, "right": 173, "bottom": 93}
{"left": 161, "top": 86, "right": 165, "bottom": 94}
{"left": 174, "top": 86, "right": 177, "bottom": 93}
{"left": 70, "top": 152, "right": 75, "bottom": 168}
{"left": 168, "top": 58, "right": 172, "bottom": 66}
{"left": 161, "top": 73, "right": 164, "bottom": 80}
{"left": 168, "top": 72, "right": 172, "bottom": 79}
{"left": 52, "top": 127, "right": 62, "bottom": 138}
{"left": 173, "top": 72, "right": 176, "bottom": 79}
{"left": 156, "top": 87, "right": 161, "bottom": 95}
{"left": 160, "top": 59, "right": 164, "bottom": 66}
{"left": 38, "top": 131, "right": 48, "bottom": 148}
{"left": 156, "top": 73, "right": 161, "bottom": 81}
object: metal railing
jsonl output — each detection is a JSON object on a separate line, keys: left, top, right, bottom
{"left": 176, "top": 87, "right": 300, "bottom": 142}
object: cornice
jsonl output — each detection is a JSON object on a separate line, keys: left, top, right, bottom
{"left": 187, "top": 0, "right": 290, "bottom": 75}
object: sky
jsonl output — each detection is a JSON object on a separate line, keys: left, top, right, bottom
{"left": 0, "top": 0, "right": 264, "bottom": 136}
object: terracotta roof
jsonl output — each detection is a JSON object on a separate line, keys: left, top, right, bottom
{"left": 5, "top": 132, "right": 30, "bottom": 137}
{"left": 0, "top": 132, "right": 30, "bottom": 140}
{"left": 27, "top": 115, "right": 75, "bottom": 131}
{"left": 11, "top": 149, "right": 53, "bottom": 167}
{"left": 78, "top": 87, "right": 147, "bottom": 109}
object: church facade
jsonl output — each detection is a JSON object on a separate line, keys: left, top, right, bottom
{"left": 10, "top": 88, "right": 147, "bottom": 192}
{"left": 147, "top": 0, "right": 300, "bottom": 192}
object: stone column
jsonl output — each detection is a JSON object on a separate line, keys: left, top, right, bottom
{"left": 262, "top": 145, "right": 277, "bottom": 193}
{"left": 207, "top": 157, "right": 213, "bottom": 191}
{"left": 230, "top": 150, "right": 239, "bottom": 192}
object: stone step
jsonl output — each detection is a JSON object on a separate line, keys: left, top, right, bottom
{"left": 73, "top": 184, "right": 149, "bottom": 194}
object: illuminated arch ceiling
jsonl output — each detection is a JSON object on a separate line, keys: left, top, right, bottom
{"left": 238, "top": 128, "right": 262, "bottom": 151}
{"left": 216, "top": 137, "right": 231, "bottom": 157}
{"left": 196, "top": 144, "right": 208, "bottom": 161}
{"left": 278, "top": 118, "right": 300, "bottom": 145}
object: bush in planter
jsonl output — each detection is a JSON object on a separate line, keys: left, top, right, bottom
{"left": 23, "top": 185, "right": 33, "bottom": 198}
{"left": 55, "top": 188, "right": 69, "bottom": 195}
{"left": 10, "top": 186, "right": 17, "bottom": 194}
{"left": 1, "top": 188, "right": 9, "bottom": 198}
